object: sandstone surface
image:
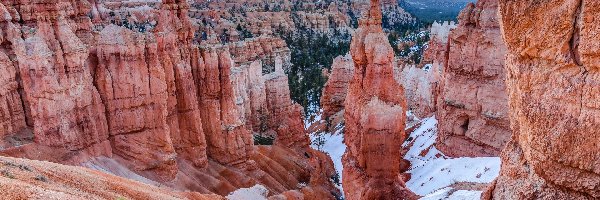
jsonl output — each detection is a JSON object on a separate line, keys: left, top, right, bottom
{"left": 484, "top": 0, "right": 600, "bottom": 199}
{"left": 0, "top": 156, "right": 222, "bottom": 200}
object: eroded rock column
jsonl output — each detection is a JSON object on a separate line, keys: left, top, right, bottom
{"left": 342, "top": 0, "right": 417, "bottom": 199}
{"left": 264, "top": 57, "right": 310, "bottom": 150}
{"left": 197, "top": 46, "right": 253, "bottom": 166}
{"left": 432, "top": 0, "right": 511, "bottom": 157}
{"left": 8, "top": 1, "right": 111, "bottom": 158}
{"left": 95, "top": 25, "right": 177, "bottom": 181}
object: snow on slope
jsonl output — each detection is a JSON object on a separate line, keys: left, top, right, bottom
{"left": 306, "top": 112, "right": 500, "bottom": 200}
{"left": 307, "top": 111, "right": 346, "bottom": 194}
{"left": 403, "top": 116, "right": 501, "bottom": 199}
{"left": 226, "top": 184, "right": 269, "bottom": 200}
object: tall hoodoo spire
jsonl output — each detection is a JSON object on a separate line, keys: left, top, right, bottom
{"left": 366, "top": 0, "right": 383, "bottom": 26}
{"left": 341, "top": 0, "right": 418, "bottom": 199}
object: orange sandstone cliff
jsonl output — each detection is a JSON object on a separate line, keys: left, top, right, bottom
{"left": 484, "top": 0, "right": 600, "bottom": 199}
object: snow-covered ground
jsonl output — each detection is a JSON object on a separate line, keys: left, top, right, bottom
{"left": 403, "top": 117, "right": 501, "bottom": 199}
{"left": 306, "top": 112, "right": 346, "bottom": 194}
{"left": 306, "top": 112, "right": 501, "bottom": 200}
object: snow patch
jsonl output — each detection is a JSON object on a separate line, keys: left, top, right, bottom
{"left": 404, "top": 117, "right": 501, "bottom": 199}
{"left": 226, "top": 184, "right": 269, "bottom": 200}
{"left": 421, "top": 187, "right": 483, "bottom": 200}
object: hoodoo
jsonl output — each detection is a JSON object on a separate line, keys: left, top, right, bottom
{"left": 484, "top": 0, "right": 600, "bottom": 199}
{"left": 341, "top": 0, "right": 417, "bottom": 199}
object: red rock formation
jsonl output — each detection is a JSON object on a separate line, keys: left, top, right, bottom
{"left": 0, "top": 29, "right": 28, "bottom": 147}
{"left": 246, "top": 61, "right": 268, "bottom": 133}
{"left": 197, "top": 46, "right": 253, "bottom": 166}
{"left": 189, "top": 0, "right": 414, "bottom": 39}
{"left": 268, "top": 149, "right": 342, "bottom": 200}
{"left": 433, "top": 0, "right": 511, "bottom": 157}
{"left": 342, "top": 0, "right": 417, "bottom": 199}
{"left": 5, "top": 0, "right": 112, "bottom": 161}
{"left": 156, "top": 0, "right": 208, "bottom": 168}
{"left": 395, "top": 64, "right": 437, "bottom": 119}
{"left": 321, "top": 54, "right": 354, "bottom": 119}
{"left": 95, "top": 25, "right": 177, "bottom": 181}
{"left": 0, "top": 0, "right": 339, "bottom": 198}
{"left": 484, "top": 0, "right": 600, "bottom": 199}
{"left": 406, "top": 21, "right": 456, "bottom": 119}
{"left": 231, "top": 60, "right": 269, "bottom": 134}
{"left": 265, "top": 57, "right": 310, "bottom": 150}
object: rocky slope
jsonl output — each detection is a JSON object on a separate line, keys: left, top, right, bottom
{"left": 0, "top": 0, "right": 338, "bottom": 198}
{"left": 341, "top": 0, "right": 417, "bottom": 199}
{"left": 0, "top": 156, "right": 222, "bottom": 200}
{"left": 484, "top": 0, "right": 600, "bottom": 199}
{"left": 430, "top": 0, "right": 511, "bottom": 157}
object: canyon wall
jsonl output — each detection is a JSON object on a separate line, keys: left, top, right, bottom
{"left": 95, "top": 25, "right": 178, "bottom": 181}
{"left": 197, "top": 46, "right": 253, "bottom": 167}
{"left": 395, "top": 64, "right": 437, "bottom": 119}
{"left": 0, "top": 0, "right": 338, "bottom": 198}
{"left": 484, "top": 0, "right": 600, "bottom": 199}
{"left": 432, "top": 0, "right": 511, "bottom": 157}
{"left": 342, "top": 0, "right": 416, "bottom": 199}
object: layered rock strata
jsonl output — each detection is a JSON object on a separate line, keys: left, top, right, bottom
{"left": 95, "top": 25, "right": 178, "bottom": 181}
{"left": 395, "top": 64, "right": 437, "bottom": 118}
{"left": 0, "top": 30, "right": 28, "bottom": 147}
{"left": 0, "top": 156, "right": 222, "bottom": 200}
{"left": 189, "top": 0, "right": 414, "bottom": 38}
{"left": 484, "top": 0, "right": 600, "bottom": 199}
{"left": 0, "top": 0, "right": 338, "bottom": 198}
{"left": 342, "top": 0, "right": 416, "bottom": 199}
